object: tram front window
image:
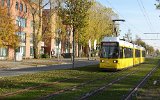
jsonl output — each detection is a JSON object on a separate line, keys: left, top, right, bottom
{"left": 100, "top": 42, "right": 119, "bottom": 58}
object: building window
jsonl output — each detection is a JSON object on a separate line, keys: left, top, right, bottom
{"left": 0, "top": 48, "right": 7, "bottom": 57}
{"left": 24, "top": 4, "right": 27, "bottom": 13}
{"left": 20, "top": 3, "right": 23, "bottom": 11}
{"left": 30, "top": 46, "right": 34, "bottom": 56}
{"left": 7, "top": 0, "right": 10, "bottom": 7}
{"left": 25, "top": 19, "right": 27, "bottom": 27}
{"left": 30, "top": 33, "right": 33, "bottom": 43}
{"left": 16, "top": 32, "right": 26, "bottom": 43}
{"left": 1, "top": 0, "right": 4, "bottom": 6}
{"left": 15, "top": 2, "right": 18, "bottom": 10}
{"left": 16, "top": 17, "right": 27, "bottom": 28}
{"left": 17, "top": 46, "right": 26, "bottom": 56}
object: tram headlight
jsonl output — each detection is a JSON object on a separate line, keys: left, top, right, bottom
{"left": 101, "top": 60, "right": 104, "bottom": 63}
{"left": 113, "top": 60, "right": 118, "bottom": 63}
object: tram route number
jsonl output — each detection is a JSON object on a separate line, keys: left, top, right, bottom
{"left": 102, "top": 42, "right": 118, "bottom": 46}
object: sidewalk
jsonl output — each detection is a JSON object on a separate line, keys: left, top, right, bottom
{"left": 0, "top": 58, "right": 70, "bottom": 70}
{"left": 0, "top": 58, "right": 99, "bottom": 77}
{"left": 0, "top": 57, "right": 99, "bottom": 70}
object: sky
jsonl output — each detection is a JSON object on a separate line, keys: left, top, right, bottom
{"left": 96, "top": 0, "right": 160, "bottom": 50}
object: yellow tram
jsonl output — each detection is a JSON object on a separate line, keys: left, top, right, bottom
{"left": 99, "top": 37, "right": 145, "bottom": 70}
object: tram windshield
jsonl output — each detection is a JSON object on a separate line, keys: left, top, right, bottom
{"left": 100, "top": 42, "right": 119, "bottom": 58}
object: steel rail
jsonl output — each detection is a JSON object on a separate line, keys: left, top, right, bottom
{"left": 1, "top": 69, "right": 114, "bottom": 98}
{"left": 1, "top": 63, "right": 145, "bottom": 99}
{"left": 38, "top": 66, "right": 137, "bottom": 100}
{"left": 78, "top": 69, "right": 139, "bottom": 100}
{"left": 124, "top": 61, "right": 160, "bottom": 100}
{"left": 38, "top": 72, "right": 116, "bottom": 100}
{"left": 0, "top": 76, "right": 80, "bottom": 97}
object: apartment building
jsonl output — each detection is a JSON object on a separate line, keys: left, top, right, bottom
{"left": 42, "top": 9, "right": 73, "bottom": 57}
{"left": 0, "top": 0, "right": 43, "bottom": 60}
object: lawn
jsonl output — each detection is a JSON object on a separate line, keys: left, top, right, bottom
{"left": 0, "top": 58, "right": 159, "bottom": 100}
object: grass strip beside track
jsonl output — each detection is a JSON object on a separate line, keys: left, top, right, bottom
{"left": 136, "top": 59, "right": 160, "bottom": 99}
{"left": 47, "top": 63, "right": 149, "bottom": 100}
{"left": 88, "top": 63, "right": 156, "bottom": 100}
{"left": 0, "top": 65, "right": 106, "bottom": 99}
{"left": 0, "top": 58, "right": 158, "bottom": 100}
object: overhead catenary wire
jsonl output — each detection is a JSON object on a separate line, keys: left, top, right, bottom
{"left": 139, "top": 0, "right": 160, "bottom": 38}
{"left": 105, "top": 0, "right": 144, "bottom": 34}
{"left": 136, "top": 0, "right": 154, "bottom": 32}
{"left": 104, "top": 0, "right": 160, "bottom": 45}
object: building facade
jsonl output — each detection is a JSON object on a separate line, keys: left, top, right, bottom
{"left": 0, "top": 0, "right": 43, "bottom": 60}
{"left": 42, "top": 9, "right": 73, "bottom": 58}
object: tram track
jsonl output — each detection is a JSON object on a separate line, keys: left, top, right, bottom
{"left": 0, "top": 76, "right": 81, "bottom": 97}
{"left": 124, "top": 60, "right": 160, "bottom": 100}
{"left": 1, "top": 64, "right": 136, "bottom": 98}
{"left": 37, "top": 72, "right": 115, "bottom": 100}
{"left": 79, "top": 60, "right": 159, "bottom": 100}
{"left": 77, "top": 68, "right": 141, "bottom": 100}
{"left": 38, "top": 65, "right": 143, "bottom": 100}
{"left": 1, "top": 67, "right": 114, "bottom": 98}
{"left": 1, "top": 60, "right": 156, "bottom": 99}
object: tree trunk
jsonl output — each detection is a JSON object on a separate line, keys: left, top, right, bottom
{"left": 33, "top": 45, "right": 39, "bottom": 59}
{"left": 32, "top": 14, "right": 39, "bottom": 59}
{"left": 72, "top": 27, "right": 75, "bottom": 68}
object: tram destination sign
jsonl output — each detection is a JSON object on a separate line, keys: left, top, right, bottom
{"left": 102, "top": 42, "right": 118, "bottom": 46}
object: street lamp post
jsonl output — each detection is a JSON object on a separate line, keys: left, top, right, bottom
{"left": 112, "top": 19, "right": 125, "bottom": 37}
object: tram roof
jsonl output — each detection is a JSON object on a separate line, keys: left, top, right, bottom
{"left": 102, "top": 37, "right": 145, "bottom": 50}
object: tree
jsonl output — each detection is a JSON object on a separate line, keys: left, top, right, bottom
{"left": 80, "top": 2, "right": 117, "bottom": 45}
{"left": 77, "top": 2, "right": 117, "bottom": 57}
{"left": 147, "top": 45, "right": 154, "bottom": 54}
{"left": 27, "top": 0, "right": 55, "bottom": 59}
{"left": 0, "top": 7, "right": 20, "bottom": 49}
{"left": 134, "top": 36, "right": 155, "bottom": 55}
{"left": 123, "top": 29, "right": 132, "bottom": 42}
{"left": 155, "top": 49, "right": 159, "bottom": 56}
{"left": 57, "top": 0, "right": 92, "bottom": 59}
{"left": 135, "top": 37, "right": 146, "bottom": 48}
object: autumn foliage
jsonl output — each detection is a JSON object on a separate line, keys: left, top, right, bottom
{"left": 0, "top": 7, "right": 20, "bottom": 48}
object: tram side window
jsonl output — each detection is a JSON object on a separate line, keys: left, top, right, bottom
{"left": 124, "top": 48, "right": 133, "bottom": 58}
{"left": 119, "top": 47, "right": 123, "bottom": 58}
{"left": 135, "top": 50, "right": 140, "bottom": 57}
{"left": 142, "top": 51, "right": 146, "bottom": 57}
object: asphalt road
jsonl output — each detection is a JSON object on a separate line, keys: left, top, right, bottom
{"left": 0, "top": 60, "right": 99, "bottom": 77}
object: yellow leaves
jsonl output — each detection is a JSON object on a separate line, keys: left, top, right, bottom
{"left": 0, "top": 7, "right": 20, "bottom": 48}
{"left": 80, "top": 2, "right": 117, "bottom": 45}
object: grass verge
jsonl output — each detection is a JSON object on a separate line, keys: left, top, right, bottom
{"left": 0, "top": 58, "right": 158, "bottom": 100}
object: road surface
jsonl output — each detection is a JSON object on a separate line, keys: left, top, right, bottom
{"left": 0, "top": 60, "right": 99, "bottom": 77}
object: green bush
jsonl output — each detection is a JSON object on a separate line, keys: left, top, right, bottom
{"left": 41, "top": 53, "right": 50, "bottom": 58}
{"left": 91, "top": 50, "right": 98, "bottom": 57}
